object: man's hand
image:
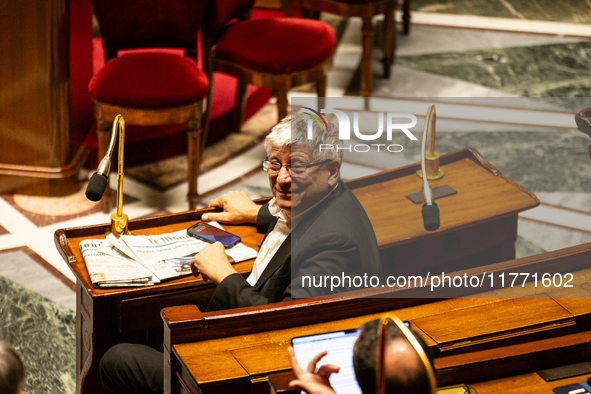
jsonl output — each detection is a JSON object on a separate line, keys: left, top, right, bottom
{"left": 190, "top": 242, "right": 237, "bottom": 285}
{"left": 201, "top": 191, "right": 261, "bottom": 224}
{"left": 288, "top": 346, "right": 339, "bottom": 394}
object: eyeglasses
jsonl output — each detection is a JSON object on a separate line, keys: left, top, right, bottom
{"left": 262, "top": 159, "right": 331, "bottom": 176}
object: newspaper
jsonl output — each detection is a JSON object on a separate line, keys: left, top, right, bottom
{"left": 79, "top": 239, "right": 153, "bottom": 288}
{"left": 80, "top": 222, "right": 258, "bottom": 287}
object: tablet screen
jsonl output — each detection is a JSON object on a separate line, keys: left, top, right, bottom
{"left": 291, "top": 329, "right": 362, "bottom": 394}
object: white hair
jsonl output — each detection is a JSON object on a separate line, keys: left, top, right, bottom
{"left": 264, "top": 113, "right": 343, "bottom": 163}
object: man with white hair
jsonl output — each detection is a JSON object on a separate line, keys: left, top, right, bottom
{"left": 100, "top": 113, "right": 382, "bottom": 394}
{"left": 193, "top": 112, "right": 382, "bottom": 309}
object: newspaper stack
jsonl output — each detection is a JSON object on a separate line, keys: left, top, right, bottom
{"left": 79, "top": 222, "right": 258, "bottom": 288}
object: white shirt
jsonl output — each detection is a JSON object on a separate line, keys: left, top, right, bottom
{"left": 245, "top": 184, "right": 338, "bottom": 286}
{"left": 246, "top": 198, "right": 291, "bottom": 286}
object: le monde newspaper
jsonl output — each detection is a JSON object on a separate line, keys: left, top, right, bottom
{"left": 79, "top": 222, "right": 257, "bottom": 288}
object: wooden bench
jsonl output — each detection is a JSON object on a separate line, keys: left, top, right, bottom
{"left": 165, "top": 243, "right": 591, "bottom": 393}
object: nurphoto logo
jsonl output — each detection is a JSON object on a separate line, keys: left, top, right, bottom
{"left": 306, "top": 108, "right": 418, "bottom": 153}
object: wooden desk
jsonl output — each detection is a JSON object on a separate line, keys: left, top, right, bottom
{"left": 54, "top": 208, "right": 266, "bottom": 394}
{"left": 348, "top": 148, "right": 539, "bottom": 276}
{"left": 470, "top": 370, "right": 591, "bottom": 393}
{"left": 55, "top": 148, "right": 538, "bottom": 393}
{"left": 170, "top": 255, "right": 591, "bottom": 393}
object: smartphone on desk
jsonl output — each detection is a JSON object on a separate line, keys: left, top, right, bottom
{"left": 187, "top": 222, "right": 241, "bottom": 248}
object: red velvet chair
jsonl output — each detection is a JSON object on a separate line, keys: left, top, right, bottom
{"left": 202, "top": 0, "right": 336, "bottom": 130}
{"left": 284, "top": 0, "right": 405, "bottom": 96}
{"left": 89, "top": 0, "right": 209, "bottom": 212}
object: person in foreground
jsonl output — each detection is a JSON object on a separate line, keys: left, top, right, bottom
{"left": 100, "top": 113, "right": 382, "bottom": 394}
{"left": 0, "top": 340, "right": 26, "bottom": 394}
{"left": 288, "top": 319, "right": 435, "bottom": 394}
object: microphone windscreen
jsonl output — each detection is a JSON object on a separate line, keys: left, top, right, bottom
{"left": 86, "top": 173, "right": 108, "bottom": 202}
{"left": 422, "top": 203, "right": 440, "bottom": 231}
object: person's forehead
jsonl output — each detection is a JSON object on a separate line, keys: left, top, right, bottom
{"left": 269, "top": 145, "right": 311, "bottom": 159}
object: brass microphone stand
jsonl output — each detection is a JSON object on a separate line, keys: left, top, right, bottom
{"left": 106, "top": 115, "right": 130, "bottom": 237}
{"left": 417, "top": 104, "right": 444, "bottom": 180}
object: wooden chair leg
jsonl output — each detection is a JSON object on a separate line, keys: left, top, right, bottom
{"left": 276, "top": 90, "right": 289, "bottom": 122}
{"left": 96, "top": 119, "right": 111, "bottom": 213}
{"left": 316, "top": 76, "right": 326, "bottom": 111}
{"left": 186, "top": 117, "right": 202, "bottom": 211}
{"left": 234, "top": 80, "right": 248, "bottom": 134}
{"left": 360, "top": 17, "right": 374, "bottom": 96}
{"left": 303, "top": 9, "right": 320, "bottom": 19}
{"left": 283, "top": 0, "right": 294, "bottom": 17}
{"left": 201, "top": 70, "right": 214, "bottom": 150}
{"left": 403, "top": 0, "right": 411, "bottom": 35}
{"left": 383, "top": 0, "right": 396, "bottom": 79}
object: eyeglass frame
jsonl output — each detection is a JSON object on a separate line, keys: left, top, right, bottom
{"left": 262, "top": 158, "right": 332, "bottom": 176}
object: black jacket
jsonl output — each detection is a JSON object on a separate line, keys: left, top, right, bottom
{"left": 207, "top": 180, "right": 382, "bottom": 311}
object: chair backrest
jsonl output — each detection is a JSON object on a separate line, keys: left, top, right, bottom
{"left": 202, "top": 0, "right": 256, "bottom": 42}
{"left": 92, "top": 0, "right": 208, "bottom": 60}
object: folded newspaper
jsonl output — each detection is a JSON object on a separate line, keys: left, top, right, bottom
{"left": 79, "top": 222, "right": 258, "bottom": 288}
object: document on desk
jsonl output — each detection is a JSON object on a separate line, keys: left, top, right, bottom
{"left": 79, "top": 239, "right": 153, "bottom": 287}
{"left": 81, "top": 222, "right": 258, "bottom": 286}
{"left": 117, "top": 225, "right": 257, "bottom": 280}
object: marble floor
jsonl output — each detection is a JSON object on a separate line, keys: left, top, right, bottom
{"left": 411, "top": 0, "right": 591, "bottom": 23}
{"left": 2, "top": 7, "right": 591, "bottom": 394}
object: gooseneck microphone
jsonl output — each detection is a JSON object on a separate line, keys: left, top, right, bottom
{"left": 86, "top": 156, "right": 111, "bottom": 201}
{"left": 421, "top": 180, "right": 440, "bottom": 231}
{"left": 84, "top": 114, "right": 130, "bottom": 237}
{"left": 86, "top": 118, "right": 118, "bottom": 202}
{"left": 420, "top": 105, "right": 440, "bottom": 231}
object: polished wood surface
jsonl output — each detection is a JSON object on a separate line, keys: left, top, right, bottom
{"left": 0, "top": 0, "right": 93, "bottom": 196}
{"left": 471, "top": 371, "right": 591, "bottom": 394}
{"left": 254, "top": 0, "right": 284, "bottom": 8}
{"left": 415, "top": 298, "right": 575, "bottom": 353}
{"left": 171, "top": 263, "right": 591, "bottom": 393}
{"left": 436, "top": 327, "right": 591, "bottom": 387}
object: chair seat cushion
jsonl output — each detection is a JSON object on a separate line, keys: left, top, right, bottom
{"left": 89, "top": 52, "right": 208, "bottom": 109}
{"left": 214, "top": 18, "right": 335, "bottom": 74}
